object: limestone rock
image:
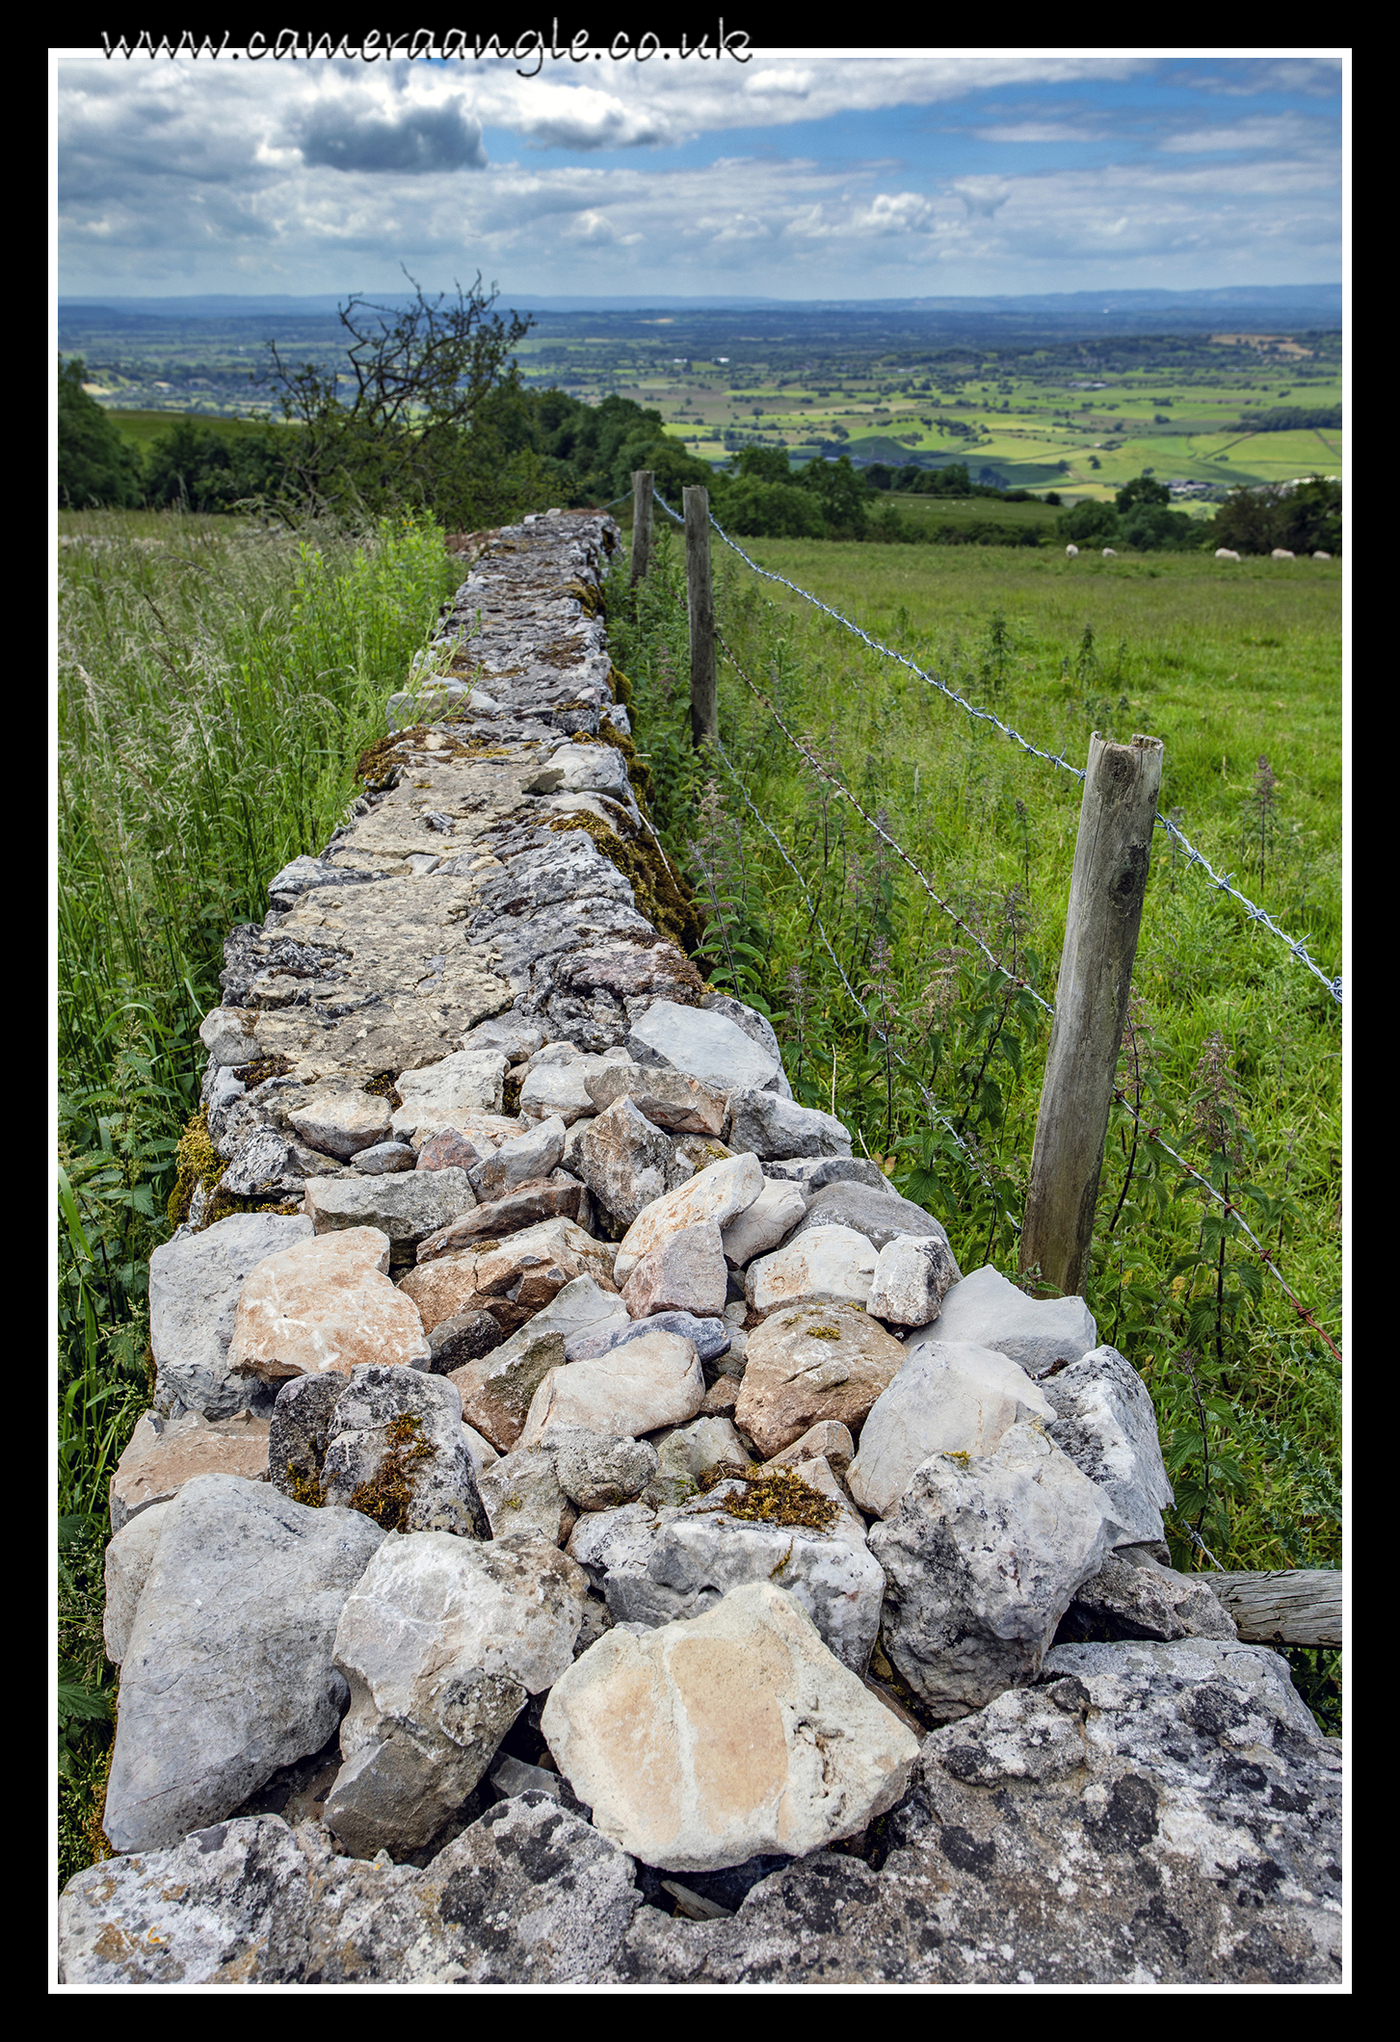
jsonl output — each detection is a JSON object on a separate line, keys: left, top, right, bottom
{"left": 109, "top": 1409, "right": 271, "bottom": 1533}
{"left": 565, "top": 1500, "right": 662, "bottom": 1591}
{"left": 734, "top": 1302, "right": 904, "bottom": 1460}
{"left": 398, "top": 1219, "right": 616, "bottom": 1337}
{"left": 415, "top": 1127, "right": 482, "bottom": 1172}
{"left": 699, "top": 994, "right": 793, "bottom": 1098}
{"left": 447, "top": 1331, "right": 563, "bottom": 1453}
{"left": 719, "top": 1176, "right": 807, "bottom": 1268}
{"left": 599, "top": 1505, "right": 885, "bottom": 1674}
{"left": 325, "top": 1531, "right": 588, "bottom": 1857}
{"left": 613, "top": 1153, "right": 764, "bottom": 1283}
{"left": 478, "top": 1446, "right": 575, "bottom": 1544}
{"left": 319, "top": 1364, "right": 489, "bottom": 1538}
{"left": 520, "top": 1330, "right": 706, "bottom": 1447}
{"left": 1041, "top": 1344, "right": 1174, "bottom": 1545}
{"left": 102, "top": 1473, "right": 386, "bottom": 1853}
{"left": 622, "top": 1219, "right": 729, "bottom": 1319}
{"left": 627, "top": 999, "right": 782, "bottom": 1094}
{"left": 519, "top": 1050, "right": 627, "bottom": 1125}
{"left": 769, "top": 1420, "right": 855, "bottom": 1479}
{"left": 867, "top": 1232, "right": 963, "bottom": 1327}
{"left": 267, "top": 1372, "right": 345, "bottom": 1506}
{"left": 723, "top": 1088, "right": 851, "bottom": 1162}
{"left": 352, "top": 1141, "right": 418, "bottom": 1175}
{"left": 416, "top": 1174, "right": 584, "bottom": 1251}
{"left": 461, "top": 1014, "right": 546, "bottom": 1063}
{"left": 305, "top": 1169, "right": 476, "bottom": 1266}
{"left": 228, "top": 1226, "right": 430, "bottom": 1385}
{"left": 574, "top": 1095, "right": 674, "bottom": 1226}
{"left": 149, "top": 1211, "right": 315, "bottom": 1420}
{"left": 426, "top": 1307, "right": 502, "bottom": 1374}
{"left": 605, "top": 1641, "right": 1340, "bottom": 1984}
{"left": 287, "top": 1088, "right": 393, "bottom": 1160}
{"left": 913, "top": 1263, "right": 1098, "bottom": 1377}
{"left": 765, "top": 1156, "right": 890, "bottom": 1193}
{"left": 846, "top": 1340, "right": 1056, "bottom": 1519}
{"left": 390, "top": 1050, "right": 508, "bottom": 1143}
{"left": 745, "top": 1223, "right": 879, "bottom": 1315}
{"left": 583, "top": 1063, "right": 730, "bottom": 1135}
{"left": 792, "top": 1182, "right": 951, "bottom": 1255}
{"left": 1063, "top": 1549, "right": 1239, "bottom": 1643}
{"left": 541, "top": 1425, "right": 660, "bottom": 1511}
{"left": 467, "top": 1114, "right": 566, "bottom": 1204}
{"left": 869, "top": 1419, "right": 1114, "bottom": 1718}
{"left": 541, "top": 1582, "right": 917, "bottom": 1872}
{"left": 102, "top": 1503, "right": 171, "bottom": 1664}
{"left": 566, "top": 1309, "right": 729, "bottom": 1365}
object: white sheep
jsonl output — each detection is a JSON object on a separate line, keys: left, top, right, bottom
{"left": 1065, "top": 544, "right": 1079, "bottom": 559}
{"left": 1313, "top": 550, "right": 1332, "bottom": 560}
{"left": 1215, "top": 548, "right": 1241, "bottom": 562}
{"left": 1102, "top": 547, "right": 1116, "bottom": 558}
{"left": 1271, "top": 548, "right": 1296, "bottom": 561}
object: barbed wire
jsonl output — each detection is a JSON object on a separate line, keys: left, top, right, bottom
{"left": 709, "top": 633, "right": 1341, "bottom": 1364}
{"left": 716, "top": 624, "right": 1056, "bottom": 1020}
{"left": 713, "top": 732, "right": 1024, "bottom": 1236}
{"left": 651, "top": 489, "right": 1342, "bottom": 1007}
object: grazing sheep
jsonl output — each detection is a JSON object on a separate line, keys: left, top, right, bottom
{"left": 1313, "top": 550, "right": 1332, "bottom": 560}
{"left": 1065, "top": 544, "right": 1079, "bottom": 559}
{"left": 1271, "top": 548, "right": 1296, "bottom": 561}
{"left": 1102, "top": 547, "right": 1117, "bottom": 558}
{"left": 1215, "top": 548, "right": 1242, "bottom": 562}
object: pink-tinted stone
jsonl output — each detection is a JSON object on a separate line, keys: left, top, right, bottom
{"left": 417, "top": 1128, "right": 482, "bottom": 1172}
{"left": 621, "top": 1221, "right": 728, "bottom": 1320}
{"left": 227, "top": 1225, "right": 430, "bottom": 1383}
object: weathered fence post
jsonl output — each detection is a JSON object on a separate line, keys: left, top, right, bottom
{"left": 685, "top": 484, "right": 718, "bottom": 749}
{"left": 1020, "top": 730, "right": 1164, "bottom": 1298}
{"left": 629, "top": 469, "right": 653, "bottom": 586}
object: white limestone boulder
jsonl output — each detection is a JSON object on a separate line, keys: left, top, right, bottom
{"left": 911, "top": 1263, "right": 1097, "bottom": 1377}
{"left": 869, "top": 1419, "right": 1114, "bottom": 1719}
{"left": 847, "top": 1340, "right": 1056, "bottom": 1519}
{"left": 540, "top": 1582, "right": 918, "bottom": 1872}
{"left": 325, "top": 1529, "right": 588, "bottom": 1858}
{"left": 745, "top": 1223, "right": 878, "bottom": 1314}
{"left": 228, "top": 1226, "right": 430, "bottom": 1384}
{"left": 612, "top": 1152, "right": 764, "bottom": 1283}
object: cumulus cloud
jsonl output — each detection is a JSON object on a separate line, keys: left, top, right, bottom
{"left": 299, "top": 100, "right": 486, "bottom": 172}
{"left": 54, "top": 52, "right": 1342, "bottom": 298}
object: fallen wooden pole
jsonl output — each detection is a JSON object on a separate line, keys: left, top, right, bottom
{"left": 1020, "top": 730, "right": 1163, "bottom": 1298}
{"left": 685, "top": 484, "right": 717, "bottom": 749}
{"left": 630, "top": 469, "right": 654, "bottom": 586}
{"left": 1211, "top": 1570, "right": 1342, "bottom": 1648}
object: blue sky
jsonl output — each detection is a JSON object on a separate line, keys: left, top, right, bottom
{"left": 55, "top": 48, "right": 1345, "bottom": 299}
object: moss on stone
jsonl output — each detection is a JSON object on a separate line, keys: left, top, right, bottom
{"left": 696, "top": 1461, "right": 841, "bottom": 1535}
{"left": 348, "top": 1411, "right": 435, "bottom": 1532}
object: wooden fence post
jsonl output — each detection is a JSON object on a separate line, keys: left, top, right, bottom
{"left": 629, "top": 470, "right": 653, "bottom": 586}
{"left": 685, "top": 484, "right": 718, "bottom": 749}
{"left": 1020, "top": 730, "right": 1164, "bottom": 1298}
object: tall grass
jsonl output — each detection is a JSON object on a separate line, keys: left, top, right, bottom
{"left": 609, "top": 528, "right": 1342, "bottom": 1616}
{"left": 56, "top": 508, "right": 465, "bottom": 1886}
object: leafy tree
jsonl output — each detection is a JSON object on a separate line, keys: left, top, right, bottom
{"left": 1057, "top": 499, "right": 1121, "bottom": 543}
{"left": 262, "top": 273, "right": 547, "bottom": 528}
{"left": 796, "top": 453, "right": 869, "bottom": 539}
{"left": 1209, "top": 475, "right": 1341, "bottom": 556}
{"left": 1119, "top": 502, "right": 1201, "bottom": 551}
{"left": 729, "top": 445, "right": 796, "bottom": 485}
{"left": 57, "top": 358, "right": 142, "bottom": 509}
{"left": 143, "top": 419, "right": 293, "bottom": 513}
{"left": 715, "top": 476, "right": 825, "bottom": 539}
{"left": 1116, "top": 472, "right": 1172, "bottom": 514}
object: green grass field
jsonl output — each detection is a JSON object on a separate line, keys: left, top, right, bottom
{"left": 54, "top": 504, "right": 1344, "bottom": 1886}
{"left": 611, "top": 524, "right": 1342, "bottom": 1618}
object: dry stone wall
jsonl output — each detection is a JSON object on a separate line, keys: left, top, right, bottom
{"left": 59, "top": 510, "right": 1342, "bottom": 1985}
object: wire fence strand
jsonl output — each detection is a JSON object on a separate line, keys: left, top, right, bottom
{"left": 652, "top": 488, "right": 1342, "bottom": 1006}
